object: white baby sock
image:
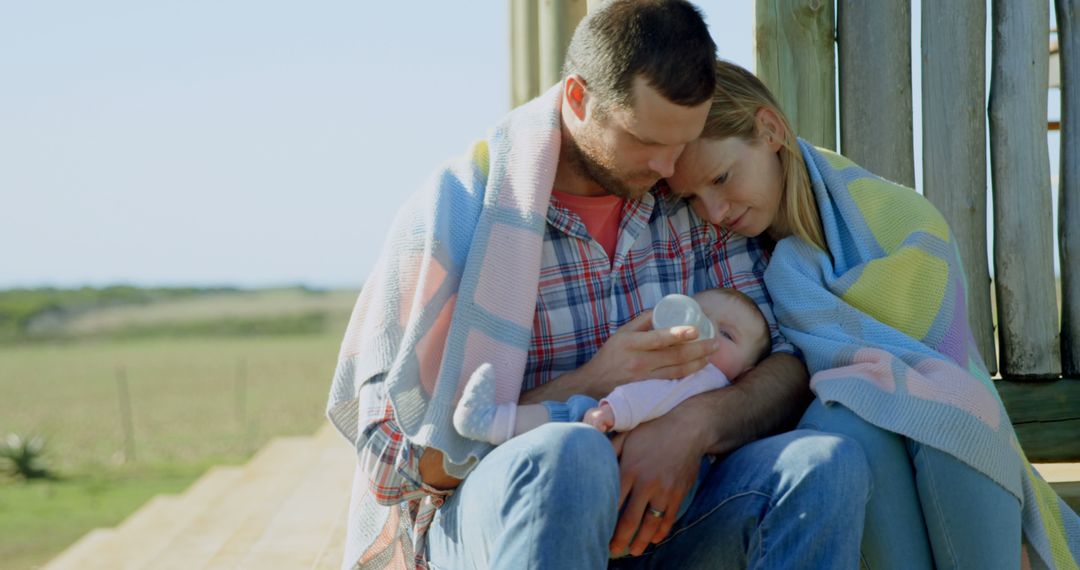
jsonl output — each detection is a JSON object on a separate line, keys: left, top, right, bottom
{"left": 453, "top": 370, "right": 516, "bottom": 445}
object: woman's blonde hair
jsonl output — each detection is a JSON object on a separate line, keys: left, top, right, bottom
{"left": 700, "top": 60, "right": 826, "bottom": 251}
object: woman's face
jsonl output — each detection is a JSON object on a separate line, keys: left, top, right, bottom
{"left": 667, "top": 135, "right": 785, "bottom": 238}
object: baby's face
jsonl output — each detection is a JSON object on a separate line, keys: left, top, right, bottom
{"left": 695, "top": 291, "right": 767, "bottom": 380}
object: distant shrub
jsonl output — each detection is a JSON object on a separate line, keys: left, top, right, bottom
{"left": 0, "top": 433, "right": 54, "bottom": 480}
{"left": 0, "top": 286, "right": 238, "bottom": 343}
{"left": 109, "top": 312, "right": 328, "bottom": 339}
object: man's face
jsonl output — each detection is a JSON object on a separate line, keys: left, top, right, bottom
{"left": 568, "top": 75, "right": 711, "bottom": 200}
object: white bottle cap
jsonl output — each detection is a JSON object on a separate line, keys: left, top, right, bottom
{"left": 651, "top": 294, "right": 715, "bottom": 340}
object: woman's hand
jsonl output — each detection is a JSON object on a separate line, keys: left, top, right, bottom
{"left": 577, "top": 311, "right": 720, "bottom": 398}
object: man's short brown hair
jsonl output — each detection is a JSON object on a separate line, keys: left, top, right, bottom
{"left": 563, "top": 0, "right": 717, "bottom": 111}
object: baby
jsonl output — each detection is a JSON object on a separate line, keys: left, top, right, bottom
{"left": 454, "top": 287, "right": 772, "bottom": 445}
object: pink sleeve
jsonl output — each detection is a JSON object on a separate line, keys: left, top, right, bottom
{"left": 600, "top": 364, "right": 730, "bottom": 432}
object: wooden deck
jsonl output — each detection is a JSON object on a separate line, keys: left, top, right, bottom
{"left": 42, "top": 424, "right": 1080, "bottom": 569}
{"left": 1036, "top": 462, "right": 1080, "bottom": 512}
{"left": 43, "top": 424, "right": 352, "bottom": 570}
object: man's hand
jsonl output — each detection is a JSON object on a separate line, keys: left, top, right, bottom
{"left": 419, "top": 448, "right": 462, "bottom": 490}
{"left": 607, "top": 352, "right": 811, "bottom": 556}
{"left": 520, "top": 311, "right": 720, "bottom": 404}
{"left": 608, "top": 407, "right": 709, "bottom": 556}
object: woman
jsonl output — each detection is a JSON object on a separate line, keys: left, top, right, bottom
{"left": 667, "top": 60, "right": 1080, "bottom": 569}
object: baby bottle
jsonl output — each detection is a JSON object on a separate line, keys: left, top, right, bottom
{"left": 651, "top": 293, "right": 715, "bottom": 340}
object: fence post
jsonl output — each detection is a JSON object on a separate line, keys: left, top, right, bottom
{"left": 755, "top": 0, "right": 836, "bottom": 150}
{"left": 235, "top": 357, "right": 248, "bottom": 425}
{"left": 989, "top": 0, "right": 1061, "bottom": 379}
{"left": 115, "top": 366, "right": 136, "bottom": 463}
{"left": 1058, "top": 0, "right": 1080, "bottom": 378}
{"left": 538, "top": 0, "right": 588, "bottom": 90}
{"left": 922, "top": 0, "right": 996, "bottom": 374}
{"left": 511, "top": 0, "right": 541, "bottom": 107}
{"left": 837, "top": 1, "right": 914, "bottom": 187}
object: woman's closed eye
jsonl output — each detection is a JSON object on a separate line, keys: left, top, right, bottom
{"left": 713, "top": 172, "right": 729, "bottom": 186}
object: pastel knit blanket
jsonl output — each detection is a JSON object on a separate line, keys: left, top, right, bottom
{"left": 764, "top": 140, "right": 1080, "bottom": 569}
{"left": 326, "top": 85, "right": 561, "bottom": 568}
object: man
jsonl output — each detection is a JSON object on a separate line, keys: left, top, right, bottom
{"left": 328, "top": 1, "right": 869, "bottom": 568}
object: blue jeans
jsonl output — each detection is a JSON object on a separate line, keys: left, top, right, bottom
{"left": 426, "top": 422, "right": 870, "bottom": 569}
{"left": 798, "top": 399, "right": 1022, "bottom": 570}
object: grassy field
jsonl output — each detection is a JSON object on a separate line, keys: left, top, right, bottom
{"left": 0, "top": 287, "right": 357, "bottom": 568}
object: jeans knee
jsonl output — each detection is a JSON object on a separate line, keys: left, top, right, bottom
{"left": 780, "top": 430, "right": 871, "bottom": 505}
{"left": 517, "top": 423, "right": 620, "bottom": 507}
{"left": 801, "top": 400, "right": 902, "bottom": 452}
{"left": 822, "top": 433, "right": 871, "bottom": 506}
{"left": 825, "top": 433, "right": 871, "bottom": 498}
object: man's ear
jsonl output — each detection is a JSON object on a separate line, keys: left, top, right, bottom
{"left": 564, "top": 75, "right": 588, "bottom": 121}
{"left": 755, "top": 107, "right": 785, "bottom": 151}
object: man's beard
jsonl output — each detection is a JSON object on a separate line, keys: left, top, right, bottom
{"left": 564, "top": 127, "right": 656, "bottom": 200}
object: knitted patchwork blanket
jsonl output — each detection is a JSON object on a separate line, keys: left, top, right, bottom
{"left": 326, "top": 85, "right": 561, "bottom": 568}
{"left": 765, "top": 140, "right": 1080, "bottom": 569}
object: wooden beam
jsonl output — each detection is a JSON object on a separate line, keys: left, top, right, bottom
{"left": 755, "top": 0, "right": 836, "bottom": 150}
{"left": 998, "top": 379, "right": 1080, "bottom": 461}
{"left": 989, "top": 0, "right": 1061, "bottom": 380}
{"left": 837, "top": 1, "right": 914, "bottom": 188}
{"left": 1057, "top": 0, "right": 1080, "bottom": 377}
{"left": 510, "top": 0, "right": 541, "bottom": 107}
{"left": 538, "top": 0, "right": 588, "bottom": 90}
{"left": 921, "top": 1, "right": 996, "bottom": 375}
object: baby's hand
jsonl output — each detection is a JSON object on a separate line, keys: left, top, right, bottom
{"left": 584, "top": 403, "right": 616, "bottom": 432}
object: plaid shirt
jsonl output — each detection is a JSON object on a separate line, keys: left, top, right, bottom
{"left": 357, "top": 186, "right": 793, "bottom": 553}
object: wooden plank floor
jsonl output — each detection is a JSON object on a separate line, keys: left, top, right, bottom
{"left": 1036, "top": 462, "right": 1080, "bottom": 511}
{"left": 42, "top": 424, "right": 1080, "bottom": 569}
{"left": 42, "top": 425, "right": 352, "bottom": 570}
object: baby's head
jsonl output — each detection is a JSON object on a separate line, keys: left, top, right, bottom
{"left": 693, "top": 287, "right": 771, "bottom": 379}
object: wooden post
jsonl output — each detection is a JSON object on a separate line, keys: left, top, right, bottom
{"left": 1058, "top": 0, "right": 1080, "bottom": 378}
{"left": 755, "top": 0, "right": 836, "bottom": 150}
{"left": 115, "top": 366, "right": 136, "bottom": 463}
{"left": 989, "top": 0, "right": 1061, "bottom": 380}
{"left": 511, "top": 0, "right": 540, "bottom": 107}
{"left": 837, "top": 1, "right": 914, "bottom": 187}
{"left": 234, "top": 357, "right": 247, "bottom": 424}
{"left": 921, "top": 1, "right": 996, "bottom": 374}
{"left": 538, "top": 0, "right": 588, "bottom": 90}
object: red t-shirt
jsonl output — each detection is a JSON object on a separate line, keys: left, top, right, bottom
{"left": 551, "top": 190, "right": 625, "bottom": 261}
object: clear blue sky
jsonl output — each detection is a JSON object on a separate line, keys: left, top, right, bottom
{"left": 0, "top": 1, "right": 1057, "bottom": 289}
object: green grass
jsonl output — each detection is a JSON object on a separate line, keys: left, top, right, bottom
{"left": 0, "top": 334, "right": 344, "bottom": 471}
{"left": 0, "top": 316, "right": 352, "bottom": 567}
{"left": 0, "top": 464, "right": 214, "bottom": 569}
